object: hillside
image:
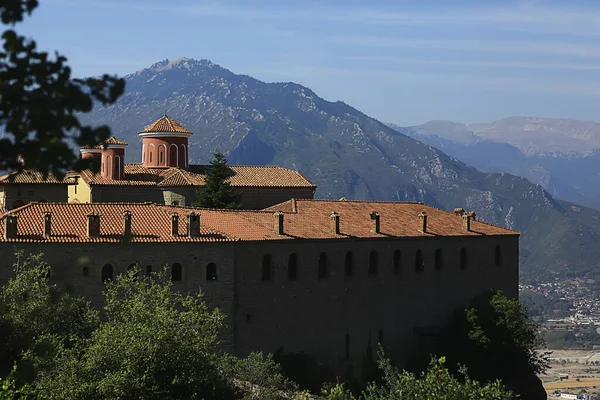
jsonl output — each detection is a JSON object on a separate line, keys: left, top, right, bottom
{"left": 81, "top": 57, "right": 600, "bottom": 283}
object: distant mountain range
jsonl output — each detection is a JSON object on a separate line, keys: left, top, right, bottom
{"left": 80, "top": 57, "right": 600, "bottom": 284}
{"left": 390, "top": 118, "right": 600, "bottom": 210}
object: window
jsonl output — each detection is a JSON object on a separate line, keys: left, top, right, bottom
{"left": 206, "top": 262, "right": 217, "bottom": 281}
{"left": 149, "top": 151, "right": 153, "bottom": 163}
{"left": 101, "top": 264, "right": 113, "bottom": 283}
{"left": 495, "top": 245, "right": 502, "bottom": 267}
{"left": 318, "top": 252, "right": 327, "bottom": 279}
{"left": 415, "top": 250, "right": 424, "bottom": 272}
{"left": 368, "top": 250, "right": 378, "bottom": 277}
{"left": 146, "top": 265, "right": 153, "bottom": 274}
{"left": 460, "top": 248, "right": 468, "bottom": 270}
{"left": 344, "top": 251, "right": 353, "bottom": 277}
{"left": 171, "top": 263, "right": 183, "bottom": 281}
{"left": 261, "top": 254, "right": 272, "bottom": 281}
{"left": 159, "top": 151, "right": 163, "bottom": 164}
{"left": 345, "top": 334, "right": 350, "bottom": 361}
{"left": 82, "top": 266, "right": 89, "bottom": 277}
{"left": 434, "top": 248, "right": 443, "bottom": 271}
{"left": 393, "top": 250, "right": 401, "bottom": 274}
{"left": 74, "top": 184, "right": 78, "bottom": 195}
{"left": 287, "top": 253, "right": 298, "bottom": 280}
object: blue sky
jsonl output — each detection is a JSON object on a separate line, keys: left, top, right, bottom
{"left": 17, "top": 0, "right": 600, "bottom": 125}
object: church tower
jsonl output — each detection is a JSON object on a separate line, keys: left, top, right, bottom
{"left": 138, "top": 115, "right": 192, "bottom": 169}
{"left": 100, "top": 137, "right": 127, "bottom": 180}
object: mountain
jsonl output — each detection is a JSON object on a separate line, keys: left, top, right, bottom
{"left": 81, "top": 57, "right": 600, "bottom": 284}
{"left": 395, "top": 120, "right": 600, "bottom": 210}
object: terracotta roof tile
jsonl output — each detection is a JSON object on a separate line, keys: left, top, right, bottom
{"left": 0, "top": 170, "right": 68, "bottom": 184}
{"left": 0, "top": 200, "right": 517, "bottom": 243}
{"left": 104, "top": 136, "right": 128, "bottom": 146}
{"left": 138, "top": 115, "right": 192, "bottom": 135}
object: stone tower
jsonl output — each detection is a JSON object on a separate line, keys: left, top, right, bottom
{"left": 100, "top": 137, "right": 127, "bottom": 180}
{"left": 138, "top": 115, "right": 192, "bottom": 169}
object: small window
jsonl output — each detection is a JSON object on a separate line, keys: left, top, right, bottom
{"left": 368, "top": 250, "right": 378, "bottom": 278}
{"left": 460, "top": 248, "right": 468, "bottom": 270}
{"left": 82, "top": 266, "right": 89, "bottom": 277}
{"left": 149, "top": 151, "right": 153, "bottom": 163}
{"left": 171, "top": 263, "right": 183, "bottom": 281}
{"left": 261, "top": 254, "right": 272, "bottom": 281}
{"left": 287, "top": 253, "right": 298, "bottom": 280}
{"left": 246, "top": 313, "right": 253, "bottom": 323}
{"left": 159, "top": 151, "right": 163, "bottom": 164}
{"left": 146, "top": 265, "right": 153, "bottom": 274}
{"left": 393, "top": 250, "right": 401, "bottom": 274}
{"left": 344, "top": 251, "right": 353, "bottom": 277}
{"left": 415, "top": 250, "right": 424, "bottom": 272}
{"left": 74, "top": 184, "right": 78, "bottom": 195}
{"left": 101, "top": 263, "right": 113, "bottom": 283}
{"left": 495, "top": 245, "right": 502, "bottom": 267}
{"left": 318, "top": 252, "right": 327, "bottom": 279}
{"left": 345, "top": 333, "right": 350, "bottom": 361}
{"left": 206, "top": 262, "right": 217, "bottom": 281}
{"left": 434, "top": 249, "right": 443, "bottom": 271}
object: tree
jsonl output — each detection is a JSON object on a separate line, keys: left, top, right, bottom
{"left": 0, "top": 0, "right": 124, "bottom": 177}
{"left": 321, "top": 352, "right": 514, "bottom": 400}
{"left": 194, "top": 152, "right": 241, "bottom": 209}
{"left": 437, "top": 290, "right": 549, "bottom": 400}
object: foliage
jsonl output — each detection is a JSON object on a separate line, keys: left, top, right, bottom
{"left": 438, "top": 290, "right": 549, "bottom": 399}
{"left": 0, "top": 0, "right": 124, "bottom": 176}
{"left": 321, "top": 352, "right": 514, "bottom": 400}
{"left": 34, "top": 266, "right": 237, "bottom": 399}
{"left": 194, "top": 152, "right": 241, "bottom": 209}
{"left": 0, "top": 251, "right": 98, "bottom": 379}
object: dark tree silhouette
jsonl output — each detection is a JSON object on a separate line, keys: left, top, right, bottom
{"left": 194, "top": 152, "right": 241, "bottom": 209}
{"left": 0, "top": 0, "right": 124, "bottom": 177}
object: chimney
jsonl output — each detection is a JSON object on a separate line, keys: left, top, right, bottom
{"left": 453, "top": 208, "right": 465, "bottom": 216}
{"left": 370, "top": 211, "right": 380, "bottom": 234}
{"left": 43, "top": 212, "right": 51, "bottom": 238}
{"left": 123, "top": 210, "right": 132, "bottom": 238}
{"left": 462, "top": 212, "right": 476, "bottom": 231}
{"left": 87, "top": 213, "right": 100, "bottom": 238}
{"left": 4, "top": 214, "right": 17, "bottom": 239}
{"left": 171, "top": 212, "right": 179, "bottom": 237}
{"left": 418, "top": 211, "right": 428, "bottom": 233}
{"left": 187, "top": 212, "right": 200, "bottom": 237}
{"left": 273, "top": 211, "right": 284, "bottom": 235}
{"left": 330, "top": 211, "right": 340, "bottom": 234}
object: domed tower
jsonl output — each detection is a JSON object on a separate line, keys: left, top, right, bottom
{"left": 100, "top": 137, "right": 127, "bottom": 180}
{"left": 138, "top": 115, "right": 192, "bottom": 169}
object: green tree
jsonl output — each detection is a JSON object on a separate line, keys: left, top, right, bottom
{"left": 321, "top": 352, "right": 514, "bottom": 400}
{"left": 437, "top": 290, "right": 549, "bottom": 400}
{"left": 194, "top": 152, "right": 241, "bottom": 209}
{"left": 0, "top": 0, "right": 124, "bottom": 176}
{"left": 34, "top": 267, "right": 238, "bottom": 399}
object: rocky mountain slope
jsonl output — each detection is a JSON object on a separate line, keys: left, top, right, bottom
{"left": 394, "top": 120, "right": 600, "bottom": 210}
{"left": 81, "top": 57, "right": 600, "bottom": 283}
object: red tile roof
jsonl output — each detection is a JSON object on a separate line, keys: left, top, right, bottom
{"left": 0, "top": 170, "right": 68, "bottom": 185}
{"left": 104, "top": 136, "right": 128, "bottom": 146}
{"left": 138, "top": 115, "right": 192, "bottom": 135}
{"left": 72, "top": 164, "right": 316, "bottom": 188}
{"left": 0, "top": 200, "right": 517, "bottom": 243}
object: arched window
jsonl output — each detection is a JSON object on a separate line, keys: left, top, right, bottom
{"left": 393, "top": 250, "right": 401, "bottom": 274}
{"left": 287, "top": 253, "right": 298, "bottom": 280}
{"left": 460, "top": 248, "right": 468, "bottom": 270}
{"left": 171, "top": 263, "right": 183, "bottom": 281}
{"left": 318, "top": 252, "right": 328, "bottom": 279}
{"left": 415, "top": 250, "right": 424, "bottom": 272}
{"left": 159, "top": 151, "right": 163, "bottom": 164}
{"left": 434, "top": 248, "right": 443, "bottom": 271}
{"left": 149, "top": 151, "right": 153, "bottom": 163}
{"left": 495, "top": 245, "right": 502, "bottom": 267}
{"left": 206, "top": 262, "right": 217, "bottom": 281}
{"left": 368, "top": 250, "right": 378, "bottom": 278}
{"left": 261, "top": 254, "right": 272, "bottom": 281}
{"left": 146, "top": 265, "right": 153, "bottom": 274}
{"left": 101, "top": 263, "right": 113, "bottom": 283}
{"left": 170, "top": 144, "right": 178, "bottom": 167}
{"left": 82, "top": 266, "right": 89, "bottom": 277}
{"left": 344, "top": 251, "right": 353, "bottom": 277}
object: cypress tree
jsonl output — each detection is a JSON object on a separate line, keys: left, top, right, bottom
{"left": 194, "top": 152, "right": 241, "bottom": 209}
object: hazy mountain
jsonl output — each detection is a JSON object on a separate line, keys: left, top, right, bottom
{"left": 81, "top": 57, "right": 600, "bottom": 283}
{"left": 394, "top": 120, "right": 600, "bottom": 210}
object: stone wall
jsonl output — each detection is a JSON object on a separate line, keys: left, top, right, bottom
{"left": 90, "top": 186, "right": 164, "bottom": 204}
{"left": 1, "top": 184, "right": 68, "bottom": 210}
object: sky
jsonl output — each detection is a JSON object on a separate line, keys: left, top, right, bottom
{"left": 16, "top": 0, "right": 600, "bottom": 126}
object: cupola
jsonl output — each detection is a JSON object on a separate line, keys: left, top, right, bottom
{"left": 100, "top": 136, "right": 127, "bottom": 180}
{"left": 138, "top": 115, "right": 192, "bottom": 169}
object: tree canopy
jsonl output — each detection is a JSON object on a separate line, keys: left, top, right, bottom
{"left": 0, "top": 0, "right": 124, "bottom": 177}
{"left": 194, "top": 152, "right": 241, "bottom": 209}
